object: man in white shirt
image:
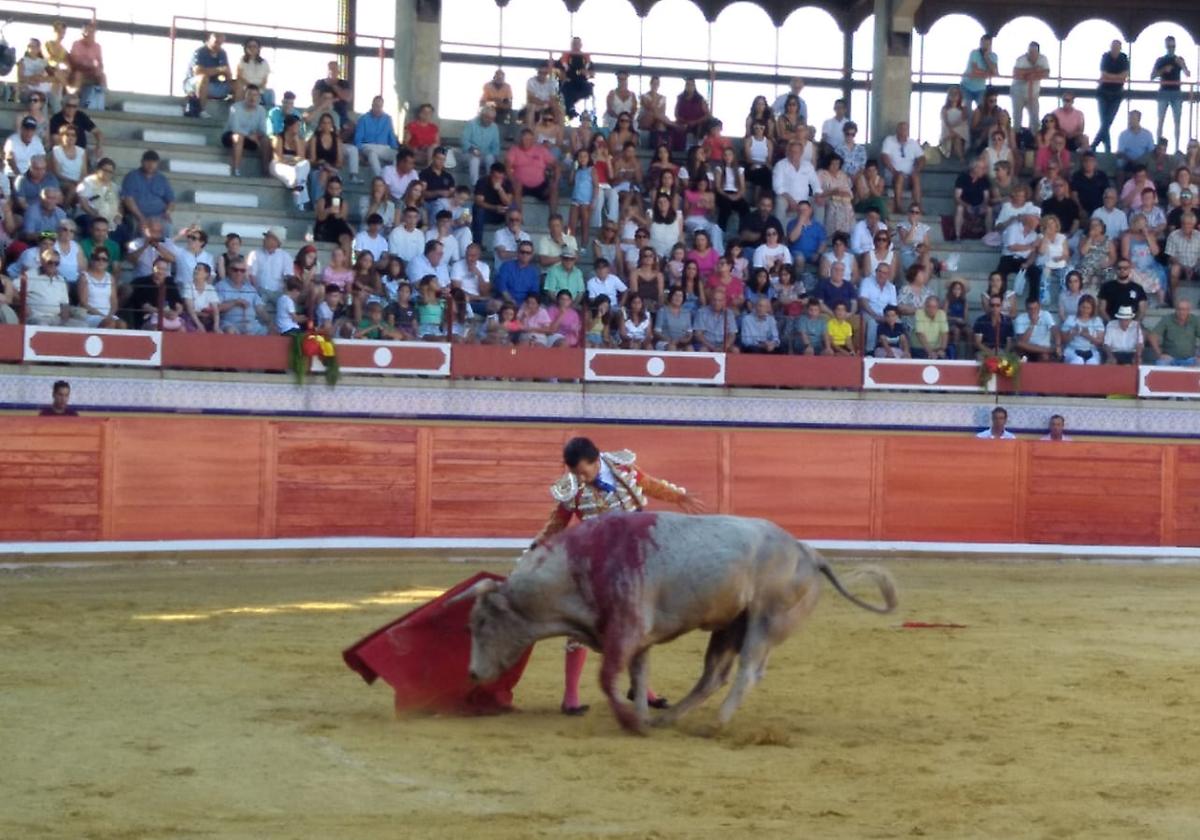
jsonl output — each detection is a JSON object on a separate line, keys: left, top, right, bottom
{"left": 525, "top": 62, "right": 560, "bottom": 126}
{"left": 995, "top": 184, "right": 1041, "bottom": 231}
{"left": 407, "top": 239, "right": 451, "bottom": 289}
{"left": 1091, "top": 188, "right": 1129, "bottom": 240}
{"left": 771, "top": 77, "right": 807, "bottom": 122}
{"left": 879, "top": 122, "right": 924, "bottom": 213}
{"left": 353, "top": 213, "right": 389, "bottom": 261}
{"left": 1013, "top": 299, "right": 1060, "bottom": 361}
{"left": 491, "top": 209, "right": 533, "bottom": 271}
{"left": 850, "top": 208, "right": 887, "bottom": 256}
{"left": 1011, "top": 42, "right": 1050, "bottom": 133}
{"left": 246, "top": 228, "right": 291, "bottom": 305}
{"left": 387, "top": 206, "right": 426, "bottom": 262}
{"left": 424, "top": 209, "right": 462, "bottom": 265}
{"left": 819, "top": 99, "right": 849, "bottom": 146}
{"left": 450, "top": 242, "right": 491, "bottom": 311}
{"left": 998, "top": 212, "right": 1040, "bottom": 278}
{"left": 857, "top": 261, "right": 897, "bottom": 352}
{"left": 977, "top": 406, "right": 1016, "bottom": 439}
{"left": 222, "top": 85, "right": 271, "bottom": 177}
{"left": 1041, "top": 414, "right": 1071, "bottom": 441}
{"left": 4, "top": 118, "right": 47, "bottom": 179}
{"left": 381, "top": 149, "right": 419, "bottom": 203}
{"left": 771, "top": 141, "right": 822, "bottom": 222}
{"left": 585, "top": 258, "right": 627, "bottom": 305}
{"left": 169, "top": 226, "right": 215, "bottom": 294}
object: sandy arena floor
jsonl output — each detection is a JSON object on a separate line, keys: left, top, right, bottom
{"left": 2, "top": 556, "right": 1199, "bottom": 839}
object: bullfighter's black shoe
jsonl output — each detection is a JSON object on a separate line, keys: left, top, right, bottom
{"left": 626, "top": 689, "right": 670, "bottom": 709}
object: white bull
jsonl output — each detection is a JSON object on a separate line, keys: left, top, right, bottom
{"left": 459, "top": 511, "right": 897, "bottom": 732}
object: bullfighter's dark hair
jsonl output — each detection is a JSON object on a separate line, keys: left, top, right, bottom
{"left": 563, "top": 437, "right": 600, "bottom": 468}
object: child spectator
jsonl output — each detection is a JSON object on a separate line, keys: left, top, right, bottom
{"left": 353, "top": 213, "right": 389, "bottom": 261}
{"left": 786, "top": 298, "right": 827, "bottom": 355}
{"left": 315, "top": 283, "right": 344, "bottom": 332}
{"left": 586, "top": 257, "right": 628, "bottom": 306}
{"left": 824, "top": 301, "right": 856, "bottom": 355}
{"left": 586, "top": 295, "right": 616, "bottom": 347}
{"left": 389, "top": 282, "right": 416, "bottom": 340}
{"left": 447, "top": 186, "right": 474, "bottom": 256}
{"left": 875, "top": 304, "right": 910, "bottom": 358}
{"left": 569, "top": 148, "right": 597, "bottom": 248}
{"left": 618, "top": 293, "right": 654, "bottom": 349}
{"left": 415, "top": 277, "right": 448, "bottom": 339}
{"left": 357, "top": 299, "right": 395, "bottom": 339}
{"left": 275, "top": 275, "right": 307, "bottom": 336}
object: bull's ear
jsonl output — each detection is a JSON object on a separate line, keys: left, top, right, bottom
{"left": 445, "top": 577, "right": 501, "bottom": 606}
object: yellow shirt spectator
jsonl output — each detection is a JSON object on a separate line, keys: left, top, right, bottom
{"left": 827, "top": 317, "right": 854, "bottom": 348}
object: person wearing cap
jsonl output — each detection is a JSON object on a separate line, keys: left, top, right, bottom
{"left": 49, "top": 216, "right": 84, "bottom": 288}
{"left": 1167, "top": 188, "right": 1197, "bottom": 234}
{"left": 353, "top": 96, "right": 400, "bottom": 178}
{"left": 543, "top": 246, "right": 585, "bottom": 304}
{"left": 247, "top": 228, "right": 292, "bottom": 308}
{"left": 267, "top": 91, "right": 298, "bottom": 136}
{"left": 183, "top": 33, "right": 232, "bottom": 118}
{"left": 602, "top": 70, "right": 637, "bottom": 131}
{"left": 119, "top": 151, "right": 175, "bottom": 235}
{"left": 4, "top": 117, "right": 48, "bottom": 180}
{"left": 1103, "top": 305, "right": 1144, "bottom": 364}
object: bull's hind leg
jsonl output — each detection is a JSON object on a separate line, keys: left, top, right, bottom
{"left": 599, "top": 632, "right": 644, "bottom": 733}
{"left": 652, "top": 614, "right": 746, "bottom": 727}
{"left": 716, "top": 614, "right": 773, "bottom": 726}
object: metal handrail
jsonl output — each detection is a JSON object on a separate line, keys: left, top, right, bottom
{"left": 2, "top": 0, "right": 95, "bottom": 23}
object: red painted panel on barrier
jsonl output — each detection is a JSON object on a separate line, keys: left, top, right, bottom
{"left": 1000, "top": 363, "right": 1137, "bottom": 397}
{"left": 585, "top": 350, "right": 723, "bottom": 383}
{"left": 0, "top": 324, "right": 23, "bottom": 362}
{"left": 864, "top": 358, "right": 982, "bottom": 390}
{"left": 26, "top": 327, "right": 160, "bottom": 365}
{"left": 161, "top": 332, "right": 290, "bottom": 372}
{"left": 726, "top": 354, "right": 862, "bottom": 389}
{"left": 450, "top": 344, "right": 584, "bottom": 381}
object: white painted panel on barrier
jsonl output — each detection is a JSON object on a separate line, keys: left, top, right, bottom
{"left": 863, "top": 358, "right": 991, "bottom": 392}
{"left": 23, "top": 326, "right": 163, "bottom": 367}
{"left": 584, "top": 349, "right": 726, "bottom": 385}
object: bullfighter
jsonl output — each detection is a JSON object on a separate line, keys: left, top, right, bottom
{"left": 533, "top": 436, "right": 705, "bottom": 715}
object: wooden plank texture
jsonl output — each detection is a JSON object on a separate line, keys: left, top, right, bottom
{"left": 0, "top": 419, "right": 103, "bottom": 540}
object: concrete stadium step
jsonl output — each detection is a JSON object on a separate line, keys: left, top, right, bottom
{"left": 120, "top": 100, "right": 185, "bottom": 119}
{"left": 142, "top": 128, "right": 211, "bottom": 146}
{"left": 168, "top": 158, "right": 233, "bottom": 177}
{"left": 194, "top": 189, "right": 260, "bottom": 209}
{"left": 174, "top": 203, "right": 311, "bottom": 241}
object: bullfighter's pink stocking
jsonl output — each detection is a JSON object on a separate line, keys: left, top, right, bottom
{"left": 563, "top": 647, "right": 587, "bottom": 709}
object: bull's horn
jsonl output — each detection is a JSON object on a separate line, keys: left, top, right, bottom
{"left": 445, "top": 578, "right": 501, "bottom": 606}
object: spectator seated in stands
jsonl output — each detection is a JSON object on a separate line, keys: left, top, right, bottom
{"left": 182, "top": 263, "right": 221, "bottom": 332}
{"left": 274, "top": 276, "right": 308, "bottom": 337}
{"left": 692, "top": 286, "right": 738, "bottom": 353}
{"left": 419, "top": 147, "right": 456, "bottom": 219}
{"left": 446, "top": 186, "right": 474, "bottom": 254}
{"left": 480, "top": 69, "right": 514, "bottom": 129}
{"left": 879, "top": 121, "right": 924, "bottom": 213}
{"left": 785, "top": 199, "right": 826, "bottom": 277}
{"left": 268, "top": 91, "right": 299, "bottom": 136}
{"left": 354, "top": 96, "right": 400, "bottom": 178}
{"left": 81, "top": 216, "right": 119, "bottom": 269}
{"left": 425, "top": 210, "right": 462, "bottom": 266}
{"left": 1061, "top": 294, "right": 1105, "bottom": 365}
{"left": 382, "top": 148, "right": 419, "bottom": 205}
{"left": 46, "top": 126, "right": 82, "bottom": 213}
{"left": 353, "top": 214, "right": 389, "bottom": 262}
{"left": 16, "top": 245, "right": 74, "bottom": 326}
{"left": 13, "top": 154, "right": 60, "bottom": 217}
{"left": 617, "top": 293, "right": 653, "bottom": 350}
{"left": 385, "top": 205, "right": 424, "bottom": 264}
{"left": 1104, "top": 305, "right": 1144, "bottom": 363}
{"left": 1053, "top": 93, "right": 1088, "bottom": 151}
{"left": 873, "top": 304, "right": 910, "bottom": 359}
{"left": 166, "top": 225, "right": 214, "bottom": 292}
{"left": 824, "top": 300, "right": 856, "bottom": 355}
{"left": 557, "top": 38, "right": 594, "bottom": 119}
{"left": 184, "top": 33, "right": 233, "bottom": 118}
{"left": 66, "top": 21, "right": 106, "bottom": 108}
{"left": 543, "top": 248, "right": 584, "bottom": 305}
{"left": 1014, "top": 298, "right": 1060, "bottom": 361}
{"left": 1148, "top": 300, "right": 1200, "bottom": 366}
{"left": 120, "top": 150, "right": 174, "bottom": 238}
{"left": 1116, "top": 110, "right": 1156, "bottom": 175}
{"left": 471, "top": 162, "right": 512, "bottom": 248}
{"left": 537, "top": 214, "right": 578, "bottom": 272}
{"left": 247, "top": 228, "right": 291, "bottom": 311}
{"left": 409, "top": 239, "right": 450, "bottom": 291}
{"left": 954, "top": 157, "right": 992, "bottom": 240}
{"left": 305, "top": 113, "right": 346, "bottom": 205}
{"left": 235, "top": 38, "right": 272, "bottom": 107}
{"left": 740, "top": 295, "right": 780, "bottom": 354}
{"left": 913, "top": 296, "right": 950, "bottom": 359}
{"left": 313, "top": 176, "right": 354, "bottom": 253}
{"left": 19, "top": 187, "right": 68, "bottom": 246}
{"left": 50, "top": 94, "right": 103, "bottom": 167}
{"left": 404, "top": 104, "right": 441, "bottom": 169}
{"left": 1166, "top": 212, "right": 1200, "bottom": 304}
{"left": 224, "top": 85, "right": 271, "bottom": 178}
{"left": 507, "top": 130, "right": 560, "bottom": 216}
{"left": 772, "top": 140, "right": 822, "bottom": 224}
{"left": 783, "top": 298, "right": 823, "bottom": 355}
{"left": 216, "top": 257, "right": 268, "bottom": 335}
{"left": 451, "top": 243, "right": 492, "bottom": 313}
{"left": 77, "top": 249, "right": 122, "bottom": 328}
{"left": 5, "top": 118, "right": 48, "bottom": 183}
{"left": 516, "top": 292, "right": 557, "bottom": 346}
{"left": 654, "top": 288, "right": 693, "bottom": 351}
{"left": 124, "top": 256, "right": 184, "bottom": 330}
{"left": 973, "top": 293, "right": 1015, "bottom": 358}
{"left": 463, "top": 106, "right": 501, "bottom": 188}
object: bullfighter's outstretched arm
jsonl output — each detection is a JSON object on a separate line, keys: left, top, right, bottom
{"left": 533, "top": 504, "right": 574, "bottom": 546}
{"left": 635, "top": 469, "right": 690, "bottom": 505}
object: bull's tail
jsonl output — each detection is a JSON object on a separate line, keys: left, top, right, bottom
{"left": 816, "top": 558, "right": 898, "bottom": 615}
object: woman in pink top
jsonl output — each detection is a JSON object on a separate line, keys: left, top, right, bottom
{"left": 686, "top": 229, "right": 719, "bottom": 284}
{"left": 706, "top": 256, "right": 745, "bottom": 310}
{"left": 549, "top": 289, "right": 583, "bottom": 347}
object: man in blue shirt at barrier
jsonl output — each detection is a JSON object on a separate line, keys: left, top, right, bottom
{"left": 120, "top": 150, "right": 175, "bottom": 236}
{"left": 494, "top": 241, "right": 541, "bottom": 306}
{"left": 353, "top": 96, "right": 400, "bottom": 178}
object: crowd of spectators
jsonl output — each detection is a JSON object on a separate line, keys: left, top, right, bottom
{"left": 2, "top": 25, "right": 1199, "bottom": 368}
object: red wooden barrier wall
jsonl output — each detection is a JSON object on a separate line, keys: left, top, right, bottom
{"left": 3, "top": 416, "right": 1199, "bottom": 547}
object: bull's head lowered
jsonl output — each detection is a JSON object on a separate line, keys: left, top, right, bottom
{"left": 453, "top": 578, "right": 538, "bottom": 685}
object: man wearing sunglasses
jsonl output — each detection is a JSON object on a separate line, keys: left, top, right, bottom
{"left": 49, "top": 93, "right": 103, "bottom": 162}
{"left": 880, "top": 122, "right": 924, "bottom": 214}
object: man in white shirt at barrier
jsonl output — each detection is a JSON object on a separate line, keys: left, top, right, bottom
{"left": 1011, "top": 42, "right": 1050, "bottom": 133}
{"left": 880, "top": 122, "right": 924, "bottom": 213}
{"left": 408, "top": 239, "right": 450, "bottom": 289}
{"left": 1041, "top": 414, "right": 1071, "bottom": 441}
{"left": 858, "top": 261, "right": 898, "bottom": 353}
{"left": 451, "top": 242, "right": 491, "bottom": 314}
{"left": 223, "top": 85, "right": 271, "bottom": 177}
{"left": 246, "top": 228, "right": 291, "bottom": 309}
{"left": 977, "top": 406, "right": 1016, "bottom": 439}
{"left": 772, "top": 141, "right": 822, "bottom": 223}
{"left": 1013, "top": 299, "right": 1060, "bottom": 361}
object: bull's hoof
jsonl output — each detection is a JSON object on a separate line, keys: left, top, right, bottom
{"left": 560, "top": 704, "right": 590, "bottom": 716}
{"left": 625, "top": 689, "right": 671, "bottom": 710}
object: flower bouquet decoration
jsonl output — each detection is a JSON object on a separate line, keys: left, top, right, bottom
{"left": 290, "top": 329, "right": 339, "bottom": 386}
{"left": 978, "top": 351, "right": 1021, "bottom": 391}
